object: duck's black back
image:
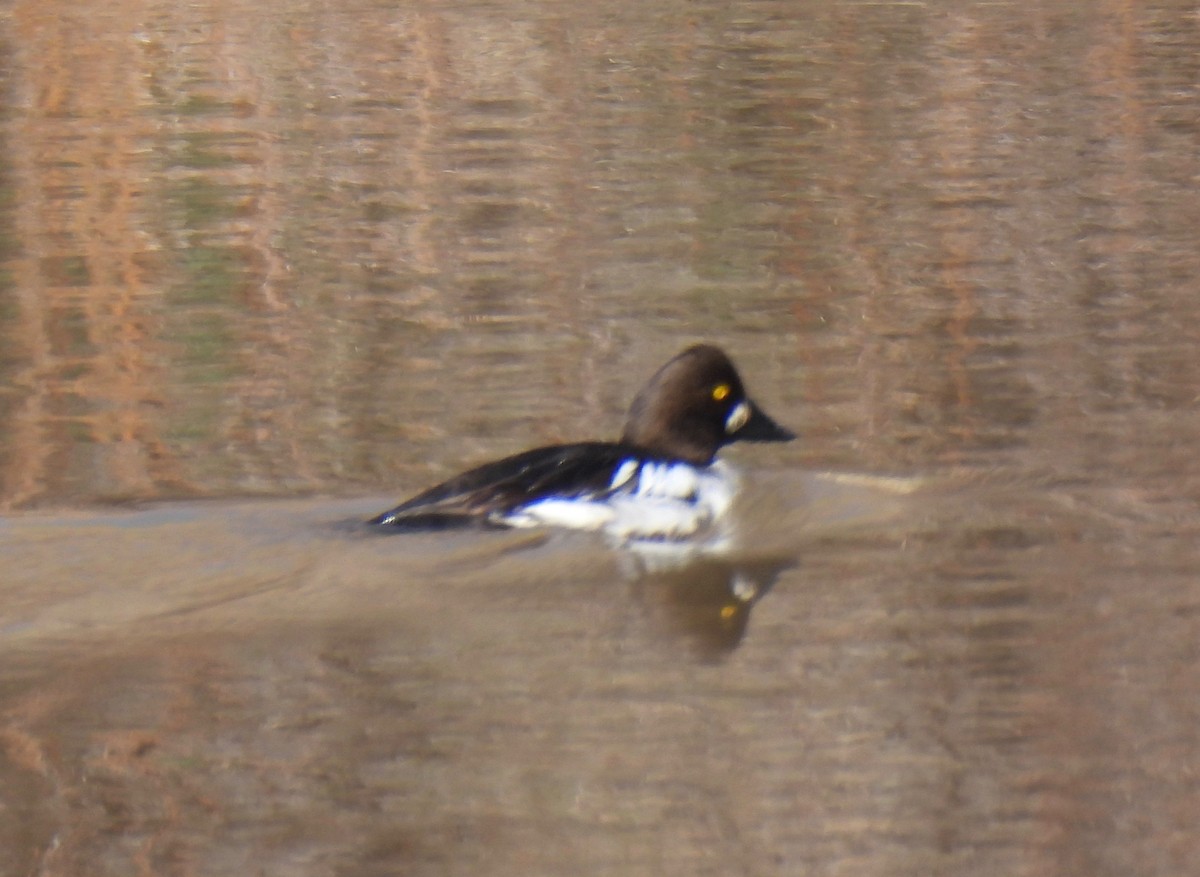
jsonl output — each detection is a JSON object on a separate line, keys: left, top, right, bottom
{"left": 368, "top": 441, "right": 656, "bottom": 531}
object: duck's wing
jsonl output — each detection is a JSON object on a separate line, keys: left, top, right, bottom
{"left": 368, "top": 442, "right": 636, "bottom": 530}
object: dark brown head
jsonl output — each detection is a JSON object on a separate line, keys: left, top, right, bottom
{"left": 620, "top": 344, "right": 794, "bottom": 465}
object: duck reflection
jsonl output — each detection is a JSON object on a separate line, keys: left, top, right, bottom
{"left": 625, "top": 554, "right": 796, "bottom": 661}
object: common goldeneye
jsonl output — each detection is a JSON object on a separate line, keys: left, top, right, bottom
{"left": 368, "top": 344, "right": 794, "bottom": 542}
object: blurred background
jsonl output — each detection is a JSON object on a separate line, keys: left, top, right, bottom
{"left": 1, "top": 1, "right": 1199, "bottom": 876}
{"left": 6, "top": 0, "right": 1197, "bottom": 508}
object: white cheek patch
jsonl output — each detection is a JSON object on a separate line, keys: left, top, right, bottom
{"left": 724, "top": 401, "right": 750, "bottom": 434}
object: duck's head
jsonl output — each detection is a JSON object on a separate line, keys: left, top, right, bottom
{"left": 620, "top": 344, "right": 795, "bottom": 465}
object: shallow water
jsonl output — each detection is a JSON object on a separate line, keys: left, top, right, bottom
{"left": 2, "top": 1, "right": 1200, "bottom": 875}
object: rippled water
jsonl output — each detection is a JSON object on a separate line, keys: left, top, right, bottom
{"left": 2, "top": 1, "right": 1199, "bottom": 875}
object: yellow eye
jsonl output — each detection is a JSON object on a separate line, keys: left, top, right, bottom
{"left": 712, "top": 384, "right": 730, "bottom": 401}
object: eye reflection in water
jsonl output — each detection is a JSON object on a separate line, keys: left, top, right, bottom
{"left": 625, "top": 555, "right": 796, "bottom": 661}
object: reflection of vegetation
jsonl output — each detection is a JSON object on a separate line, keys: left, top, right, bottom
{"left": 0, "top": 149, "right": 14, "bottom": 330}
{"left": 170, "top": 177, "right": 244, "bottom": 227}
{"left": 173, "top": 312, "right": 235, "bottom": 383}
{"left": 362, "top": 200, "right": 418, "bottom": 223}
{"left": 169, "top": 133, "right": 242, "bottom": 169}
{"left": 0, "top": 265, "right": 15, "bottom": 325}
{"left": 167, "top": 407, "right": 221, "bottom": 442}
{"left": 164, "top": 307, "right": 236, "bottom": 440}
{"left": 58, "top": 362, "right": 90, "bottom": 381}
{"left": 66, "top": 420, "right": 92, "bottom": 442}
{"left": 0, "top": 179, "right": 14, "bottom": 263}
{"left": 174, "top": 245, "right": 240, "bottom": 304}
{"left": 44, "top": 254, "right": 92, "bottom": 286}
{"left": 154, "top": 120, "right": 254, "bottom": 473}
{"left": 54, "top": 305, "right": 96, "bottom": 356}
{"left": 177, "top": 94, "right": 236, "bottom": 117}
{"left": 6, "top": 0, "right": 1188, "bottom": 516}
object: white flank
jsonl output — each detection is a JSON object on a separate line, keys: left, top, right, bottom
{"left": 500, "top": 461, "right": 740, "bottom": 546}
{"left": 501, "top": 498, "right": 616, "bottom": 531}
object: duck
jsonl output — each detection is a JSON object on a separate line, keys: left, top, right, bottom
{"left": 368, "top": 344, "right": 794, "bottom": 543}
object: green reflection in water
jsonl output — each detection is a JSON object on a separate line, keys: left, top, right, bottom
{"left": 0, "top": 265, "right": 15, "bottom": 325}
{"left": 170, "top": 132, "right": 243, "bottom": 170}
{"left": 175, "top": 245, "right": 243, "bottom": 304}
{"left": 177, "top": 94, "right": 241, "bottom": 117}
{"left": 171, "top": 177, "right": 247, "bottom": 228}
{"left": 172, "top": 312, "right": 236, "bottom": 382}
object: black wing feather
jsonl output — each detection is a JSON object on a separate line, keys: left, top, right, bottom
{"left": 369, "top": 442, "right": 644, "bottom": 530}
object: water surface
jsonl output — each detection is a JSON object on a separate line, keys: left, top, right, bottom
{"left": 1, "top": 1, "right": 1199, "bottom": 875}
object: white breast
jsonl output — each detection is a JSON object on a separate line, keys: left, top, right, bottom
{"left": 605, "top": 460, "right": 738, "bottom": 542}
